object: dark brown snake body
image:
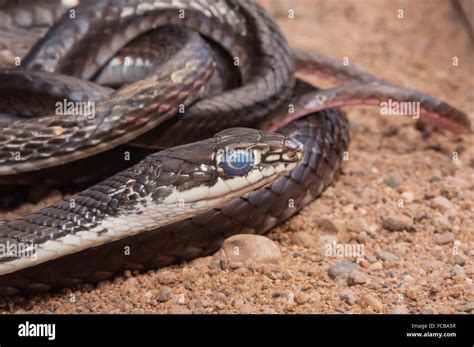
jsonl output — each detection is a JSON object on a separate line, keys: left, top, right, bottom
{"left": 0, "top": 0, "right": 470, "bottom": 295}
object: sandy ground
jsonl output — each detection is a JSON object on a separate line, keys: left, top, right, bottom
{"left": 0, "top": 0, "right": 473, "bottom": 313}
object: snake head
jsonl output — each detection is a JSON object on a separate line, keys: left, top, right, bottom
{"left": 213, "top": 127, "right": 303, "bottom": 179}
{"left": 143, "top": 127, "right": 303, "bottom": 209}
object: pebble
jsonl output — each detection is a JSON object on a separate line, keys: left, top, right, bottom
{"left": 405, "top": 286, "right": 420, "bottom": 301}
{"left": 401, "top": 191, "right": 414, "bottom": 203}
{"left": 451, "top": 264, "right": 465, "bottom": 277}
{"left": 367, "top": 224, "right": 378, "bottom": 237}
{"left": 156, "top": 287, "right": 172, "bottom": 303}
{"left": 365, "top": 254, "right": 378, "bottom": 263}
{"left": 414, "top": 210, "right": 428, "bottom": 222}
{"left": 377, "top": 251, "right": 399, "bottom": 262}
{"left": 189, "top": 256, "right": 212, "bottom": 269}
{"left": 368, "top": 261, "right": 383, "bottom": 272}
{"left": 157, "top": 271, "right": 178, "bottom": 285}
{"left": 433, "top": 215, "right": 452, "bottom": 232}
{"left": 384, "top": 172, "right": 402, "bottom": 188}
{"left": 382, "top": 213, "right": 414, "bottom": 232}
{"left": 339, "top": 288, "right": 357, "bottom": 305}
{"left": 328, "top": 262, "right": 361, "bottom": 279}
{"left": 290, "top": 231, "right": 315, "bottom": 248}
{"left": 430, "top": 175, "right": 442, "bottom": 182}
{"left": 347, "top": 271, "right": 367, "bottom": 286}
{"left": 432, "top": 196, "right": 454, "bottom": 212}
{"left": 401, "top": 274, "right": 416, "bottom": 287}
{"left": 124, "top": 277, "right": 138, "bottom": 292}
{"left": 220, "top": 234, "right": 282, "bottom": 264}
{"left": 346, "top": 218, "right": 368, "bottom": 233}
{"left": 313, "top": 218, "right": 341, "bottom": 233}
{"left": 456, "top": 302, "right": 474, "bottom": 313}
{"left": 433, "top": 232, "right": 455, "bottom": 245}
{"left": 360, "top": 293, "right": 383, "bottom": 312}
{"left": 293, "top": 251, "right": 304, "bottom": 258}
{"left": 358, "top": 259, "right": 370, "bottom": 269}
{"left": 450, "top": 256, "right": 466, "bottom": 266}
{"left": 399, "top": 126, "right": 421, "bottom": 145}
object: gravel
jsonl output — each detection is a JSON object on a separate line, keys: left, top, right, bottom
{"left": 377, "top": 251, "right": 399, "bottom": 262}
{"left": 156, "top": 287, "right": 172, "bottom": 303}
{"left": 220, "top": 234, "right": 282, "bottom": 264}
{"left": 328, "top": 262, "right": 362, "bottom": 279}
{"left": 382, "top": 214, "right": 414, "bottom": 232}
{"left": 290, "top": 231, "right": 316, "bottom": 248}
{"left": 361, "top": 293, "right": 384, "bottom": 312}
{"left": 433, "top": 233, "right": 455, "bottom": 245}
{"left": 432, "top": 196, "right": 455, "bottom": 212}
{"left": 0, "top": 0, "right": 471, "bottom": 314}
{"left": 347, "top": 271, "right": 368, "bottom": 286}
{"left": 313, "top": 218, "right": 340, "bottom": 233}
{"left": 339, "top": 289, "right": 357, "bottom": 305}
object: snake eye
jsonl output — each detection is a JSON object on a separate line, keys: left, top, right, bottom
{"left": 220, "top": 149, "right": 255, "bottom": 176}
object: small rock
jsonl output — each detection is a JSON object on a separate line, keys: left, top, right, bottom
{"left": 328, "top": 262, "right": 361, "bottom": 279}
{"left": 430, "top": 175, "right": 442, "bottom": 182}
{"left": 367, "top": 224, "right": 378, "bottom": 237}
{"left": 314, "top": 218, "right": 341, "bottom": 233}
{"left": 124, "top": 277, "right": 138, "bottom": 289}
{"left": 425, "top": 260, "right": 442, "bottom": 272}
{"left": 346, "top": 218, "right": 368, "bottom": 233}
{"left": 452, "top": 264, "right": 465, "bottom": 277}
{"left": 401, "top": 191, "right": 414, "bottom": 203}
{"left": 347, "top": 271, "right": 367, "bottom": 286}
{"left": 365, "top": 254, "right": 377, "bottom": 263}
{"left": 358, "top": 259, "right": 371, "bottom": 269}
{"left": 189, "top": 256, "right": 212, "bottom": 269}
{"left": 220, "top": 234, "right": 282, "bottom": 264}
{"left": 293, "top": 251, "right": 304, "bottom": 258}
{"left": 456, "top": 302, "right": 474, "bottom": 312}
{"left": 339, "top": 288, "right": 357, "bottom": 305}
{"left": 399, "top": 126, "right": 421, "bottom": 145}
{"left": 195, "top": 299, "right": 210, "bottom": 308}
{"left": 432, "top": 196, "right": 454, "bottom": 212}
{"left": 384, "top": 172, "right": 402, "bottom": 188}
{"left": 157, "top": 271, "right": 178, "bottom": 285}
{"left": 360, "top": 293, "right": 383, "bottom": 312}
{"left": 368, "top": 261, "right": 384, "bottom": 272}
{"left": 156, "top": 287, "right": 172, "bottom": 303}
{"left": 433, "top": 215, "right": 452, "bottom": 232}
{"left": 450, "top": 256, "right": 466, "bottom": 266}
{"left": 433, "top": 232, "right": 455, "bottom": 245}
{"left": 377, "top": 251, "right": 399, "bottom": 262}
{"left": 392, "top": 305, "right": 409, "bottom": 314}
{"left": 382, "top": 213, "right": 414, "bottom": 232}
{"left": 405, "top": 286, "right": 420, "bottom": 301}
{"left": 414, "top": 210, "right": 428, "bottom": 222}
{"left": 290, "top": 231, "right": 315, "bottom": 248}
{"left": 401, "top": 274, "right": 416, "bottom": 287}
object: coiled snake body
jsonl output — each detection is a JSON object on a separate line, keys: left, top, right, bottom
{"left": 0, "top": 0, "right": 469, "bottom": 295}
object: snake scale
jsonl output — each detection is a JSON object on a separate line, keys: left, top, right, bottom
{"left": 0, "top": 0, "right": 470, "bottom": 295}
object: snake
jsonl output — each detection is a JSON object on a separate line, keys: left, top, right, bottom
{"left": 0, "top": 0, "right": 470, "bottom": 295}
